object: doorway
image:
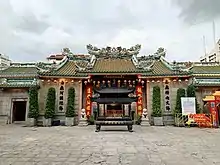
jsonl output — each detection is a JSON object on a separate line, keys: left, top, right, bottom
{"left": 12, "top": 101, "right": 27, "bottom": 122}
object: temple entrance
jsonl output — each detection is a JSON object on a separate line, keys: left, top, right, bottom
{"left": 12, "top": 101, "right": 27, "bottom": 123}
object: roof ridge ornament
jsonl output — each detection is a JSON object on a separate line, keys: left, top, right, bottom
{"left": 86, "top": 44, "right": 141, "bottom": 59}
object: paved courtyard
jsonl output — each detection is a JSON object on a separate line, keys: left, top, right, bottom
{"left": 0, "top": 125, "right": 220, "bottom": 165}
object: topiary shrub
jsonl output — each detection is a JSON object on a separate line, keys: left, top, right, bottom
{"left": 65, "top": 87, "right": 75, "bottom": 117}
{"left": 152, "top": 86, "right": 162, "bottom": 117}
{"left": 45, "top": 88, "right": 56, "bottom": 119}
{"left": 175, "top": 88, "right": 186, "bottom": 114}
{"left": 187, "top": 84, "right": 201, "bottom": 113}
{"left": 28, "top": 87, "right": 39, "bottom": 119}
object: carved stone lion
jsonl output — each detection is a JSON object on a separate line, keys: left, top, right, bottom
{"left": 142, "top": 108, "right": 148, "bottom": 118}
{"left": 81, "top": 109, "right": 86, "bottom": 119}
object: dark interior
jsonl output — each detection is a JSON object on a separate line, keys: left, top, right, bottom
{"left": 13, "top": 101, "right": 26, "bottom": 122}
{"left": 107, "top": 104, "right": 122, "bottom": 110}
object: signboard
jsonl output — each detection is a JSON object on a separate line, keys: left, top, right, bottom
{"left": 181, "top": 97, "right": 196, "bottom": 115}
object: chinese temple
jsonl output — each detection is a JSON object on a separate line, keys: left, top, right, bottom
{"left": 0, "top": 45, "right": 220, "bottom": 126}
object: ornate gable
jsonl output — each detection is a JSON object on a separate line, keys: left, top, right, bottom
{"left": 86, "top": 44, "right": 141, "bottom": 59}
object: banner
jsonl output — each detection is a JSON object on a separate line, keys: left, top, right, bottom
{"left": 189, "top": 114, "right": 212, "bottom": 127}
{"left": 136, "top": 85, "right": 143, "bottom": 115}
{"left": 181, "top": 97, "right": 196, "bottom": 115}
{"left": 86, "top": 85, "right": 92, "bottom": 116}
{"left": 210, "top": 102, "right": 218, "bottom": 127}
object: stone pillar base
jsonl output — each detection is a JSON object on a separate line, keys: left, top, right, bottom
{"left": 78, "top": 118, "right": 88, "bottom": 126}
{"left": 141, "top": 118, "right": 150, "bottom": 126}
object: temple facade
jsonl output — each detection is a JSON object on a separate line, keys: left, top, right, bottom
{"left": 0, "top": 45, "right": 219, "bottom": 125}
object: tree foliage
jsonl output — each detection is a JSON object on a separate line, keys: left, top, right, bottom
{"left": 152, "top": 86, "right": 162, "bottom": 117}
{"left": 65, "top": 87, "right": 75, "bottom": 117}
{"left": 175, "top": 88, "right": 186, "bottom": 114}
{"left": 28, "top": 87, "right": 39, "bottom": 119}
{"left": 45, "top": 88, "right": 56, "bottom": 119}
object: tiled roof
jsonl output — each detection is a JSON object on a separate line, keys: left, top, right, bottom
{"left": 90, "top": 59, "right": 138, "bottom": 73}
{"left": 0, "top": 67, "right": 38, "bottom": 78}
{"left": 40, "top": 61, "right": 77, "bottom": 76}
{"left": 40, "top": 58, "right": 190, "bottom": 77}
{"left": 191, "top": 65, "right": 220, "bottom": 75}
{"left": 142, "top": 61, "right": 189, "bottom": 76}
{"left": 152, "top": 61, "right": 174, "bottom": 75}
{"left": 0, "top": 78, "right": 39, "bottom": 88}
{"left": 193, "top": 78, "right": 220, "bottom": 86}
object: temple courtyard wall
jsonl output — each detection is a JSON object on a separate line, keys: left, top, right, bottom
{"left": 0, "top": 88, "right": 29, "bottom": 124}
{"left": 37, "top": 79, "right": 82, "bottom": 123}
{"left": 0, "top": 76, "right": 215, "bottom": 125}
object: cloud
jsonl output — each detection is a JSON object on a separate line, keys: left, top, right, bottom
{"left": 173, "top": 0, "right": 220, "bottom": 24}
{"left": 1, "top": 0, "right": 218, "bottom": 63}
{"left": 16, "top": 11, "right": 49, "bottom": 34}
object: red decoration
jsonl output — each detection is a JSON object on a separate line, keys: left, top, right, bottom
{"left": 136, "top": 85, "right": 143, "bottom": 115}
{"left": 85, "top": 85, "right": 92, "bottom": 117}
{"left": 189, "top": 114, "right": 213, "bottom": 128}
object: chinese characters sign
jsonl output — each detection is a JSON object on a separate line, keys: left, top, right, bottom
{"left": 136, "top": 85, "right": 143, "bottom": 115}
{"left": 86, "top": 85, "right": 92, "bottom": 116}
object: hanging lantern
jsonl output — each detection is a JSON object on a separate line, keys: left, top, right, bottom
{"left": 93, "top": 81, "right": 96, "bottom": 84}
{"left": 173, "top": 79, "right": 177, "bottom": 82}
{"left": 84, "top": 81, "right": 87, "bottom": 85}
{"left": 128, "top": 80, "right": 131, "bottom": 84}
{"left": 108, "top": 80, "right": 110, "bottom": 83}
{"left": 163, "top": 79, "right": 166, "bottom": 83}
{"left": 178, "top": 79, "right": 182, "bottom": 82}
{"left": 102, "top": 80, "right": 105, "bottom": 84}
{"left": 71, "top": 80, "right": 74, "bottom": 83}
{"left": 138, "top": 79, "right": 141, "bottom": 82}
{"left": 124, "top": 80, "right": 127, "bottom": 83}
{"left": 118, "top": 80, "right": 121, "bottom": 83}
{"left": 88, "top": 79, "right": 90, "bottom": 83}
{"left": 152, "top": 80, "right": 155, "bottom": 83}
{"left": 65, "top": 80, "right": 68, "bottom": 83}
{"left": 157, "top": 80, "right": 160, "bottom": 83}
{"left": 41, "top": 80, "right": 44, "bottom": 82}
{"left": 54, "top": 80, "right": 57, "bottom": 83}
{"left": 78, "top": 80, "right": 81, "bottom": 83}
{"left": 47, "top": 80, "right": 50, "bottom": 83}
{"left": 98, "top": 81, "right": 100, "bottom": 84}
{"left": 147, "top": 80, "right": 150, "bottom": 83}
{"left": 185, "top": 79, "right": 188, "bottom": 82}
{"left": 129, "top": 84, "right": 132, "bottom": 88}
{"left": 141, "top": 80, "right": 144, "bottom": 84}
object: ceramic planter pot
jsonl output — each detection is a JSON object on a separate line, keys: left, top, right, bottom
{"left": 43, "top": 118, "right": 52, "bottom": 127}
{"left": 153, "top": 117, "right": 164, "bottom": 126}
{"left": 65, "top": 117, "right": 74, "bottom": 126}
{"left": 26, "top": 118, "right": 36, "bottom": 127}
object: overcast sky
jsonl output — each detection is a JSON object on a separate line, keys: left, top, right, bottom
{"left": 1, "top": 0, "right": 220, "bottom": 62}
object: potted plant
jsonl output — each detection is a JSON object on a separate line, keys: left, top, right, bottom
{"left": 65, "top": 87, "right": 75, "bottom": 126}
{"left": 43, "top": 88, "right": 56, "bottom": 127}
{"left": 27, "top": 87, "right": 39, "bottom": 126}
{"left": 152, "top": 86, "right": 163, "bottom": 126}
{"left": 174, "top": 88, "right": 186, "bottom": 126}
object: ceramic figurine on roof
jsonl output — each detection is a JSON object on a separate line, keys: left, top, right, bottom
{"left": 154, "top": 47, "right": 166, "bottom": 57}
{"left": 86, "top": 44, "right": 141, "bottom": 59}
